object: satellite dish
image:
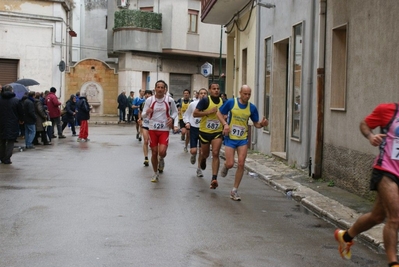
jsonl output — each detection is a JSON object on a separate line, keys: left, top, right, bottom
{"left": 59, "top": 60, "right": 66, "bottom": 72}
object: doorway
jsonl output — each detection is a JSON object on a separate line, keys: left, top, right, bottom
{"left": 271, "top": 38, "right": 289, "bottom": 159}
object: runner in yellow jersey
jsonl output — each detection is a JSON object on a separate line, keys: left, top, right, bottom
{"left": 176, "top": 89, "right": 192, "bottom": 152}
{"left": 217, "top": 85, "right": 268, "bottom": 200}
{"left": 193, "top": 83, "right": 223, "bottom": 189}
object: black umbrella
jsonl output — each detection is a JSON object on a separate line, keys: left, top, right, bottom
{"left": 15, "top": 78, "right": 40, "bottom": 87}
{"left": 7, "top": 83, "right": 29, "bottom": 100}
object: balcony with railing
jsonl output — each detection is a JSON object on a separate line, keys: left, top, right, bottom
{"left": 113, "top": 9, "right": 163, "bottom": 53}
{"left": 201, "top": 0, "right": 249, "bottom": 25}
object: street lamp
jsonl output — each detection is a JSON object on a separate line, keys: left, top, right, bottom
{"left": 257, "top": 1, "right": 276, "bottom": 8}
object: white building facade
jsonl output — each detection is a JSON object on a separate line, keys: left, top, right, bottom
{"left": 0, "top": 0, "right": 74, "bottom": 100}
{"left": 107, "top": 0, "right": 227, "bottom": 98}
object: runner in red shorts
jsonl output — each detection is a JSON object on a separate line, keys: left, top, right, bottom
{"left": 142, "top": 80, "right": 178, "bottom": 182}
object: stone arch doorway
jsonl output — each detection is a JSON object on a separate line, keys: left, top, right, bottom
{"left": 81, "top": 82, "right": 103, "bottom": 114}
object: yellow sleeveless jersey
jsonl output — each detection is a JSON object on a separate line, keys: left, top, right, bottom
{"left": 178, "top": 98, "right": 191, "bottom": 120}
{"left": 229, "top": 98, "right": 251, "bottom": 140}
{"left": 199, "top": 96, "right": 223, "bottom": 134}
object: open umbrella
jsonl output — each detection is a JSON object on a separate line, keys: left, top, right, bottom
{"left": 7, "top": 83, "right": 29, "bottom": 100}
{"left": 15, "top": 78, "right": 40, "bottom": 87}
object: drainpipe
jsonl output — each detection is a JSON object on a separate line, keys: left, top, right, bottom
{"left": 156, "top": 57, "right": 159, "bottom": 81}
{"left": 252, "top": 1, "right": 261, "bottom": 150}
{"left": 219, "top": 25, "right": 223, "bottom": 90}
{"left": 301, "top": 0, "right": 316, "bottom": 170}
{"left": 313, "top": 0, "right": 327, "bottom": 178}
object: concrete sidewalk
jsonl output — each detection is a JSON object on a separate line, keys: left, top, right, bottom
{"left": 89, "top": 115, "right": 385, "bottom": 254}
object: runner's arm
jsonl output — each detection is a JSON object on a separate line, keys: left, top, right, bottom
{"left": 141, "top": 98, "right": 151, "bottom": 118}
{"left": 169, "top": 100, "right": 178, "bottom": 120}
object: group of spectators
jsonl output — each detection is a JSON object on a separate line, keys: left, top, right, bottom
{"left": 0, "top": 85, "right": 91, "bottom": 164}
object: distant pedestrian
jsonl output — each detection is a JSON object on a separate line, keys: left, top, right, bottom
{"left": 334, "top": 102, "right": 399, "bottom": 267}
{"left": 117, "top": 90, "right": 128, "bottom": 123}
{"left": 75, "top": 91, "right": 80, "bottom": 126}
{"left": 23, "top": 91, "right": 37, "bottom": 149}
{"left": 176, "top": 89, "right": 192, "bottom": 152}
{"left": 0, "top": 85, "right": 24, "bottom": 164}
{"left": 76, "top": 93, "right": 92, "bottom": 142}
{"left": 46, "top": 87, "right": 65, "bottom": 138}
{"left": 33, "top": 92, "right": 51, "bottom": 146}
{"left": 217, "top": 85, "right": 268, "bottom": 201}
{"left": 61, "top": 94, "right": 77, "bottom": 136}
{"left": 127, "top": 91, "right": 135, "bottom": 123}
{"left": 220, "top": 93, "right": 228, "bottom": 103}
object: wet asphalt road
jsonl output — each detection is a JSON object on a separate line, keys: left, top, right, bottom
{"left": 0, "top": 125, "right": 387, "bottom": 267}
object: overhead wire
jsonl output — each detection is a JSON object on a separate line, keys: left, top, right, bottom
{"left": 224, "top": 0, "right": 256, "bottom": 34}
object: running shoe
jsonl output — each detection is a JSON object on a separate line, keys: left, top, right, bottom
{"left": 210, "top": 179, "right": 218, "bottom": 189}
{"left": 136, "top": 132, "right": 140, "bottom": 139}
{"left": 181, "top": 135, "right": 185, "bottom": 141}
{"left": 200, "top": 158, "right": 206, "bottom": 170}
{"left": 190, "top": 154, "right": 196, "bottom": 165}
{"left": 151, "top": 173, "right": 159, "bottom": 183}
{"left": 138, "top": 136, "right": 142, "bottom": 142}
{"left": 196, "top": 169, "right": 203, "bottom": 177}
{"left": 77, "top": 138, "right": 82, "bottom": 142}
{"left": 230, "top": 190, "right": 241, "bottom": 201}
{"left": 184, "top": 146, "right": 188, "bottom": 153}
{"left": 220, "top": 164, "right": 228, "bottom": 177}
{"left": 144, "top": 159, "right": 149, "bottom": 167}
{"left": 334, "top": 229, "right": 354, "bottom": 260}
{"left": 158, "top": 157, "right": 165, "bottom": 173}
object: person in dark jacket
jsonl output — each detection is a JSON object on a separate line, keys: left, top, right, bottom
{"left": 23, "top": 91, "right": 37, "bottom": 149}
{"left": 33, "top": 92, "right": 51, "bottom": 145}
{"left": 117, "top": 90, "right": 128, "bottom": 123}
{"left": 76, "top": 93, "right": 91, "bottom": 142}
{"left": 61, "top": 94, "right": 77, "bottom": 136}
{"left": 0, "top": 85, "right": 24, "bottom": 164}
{"left": 46, "top": 87, "right": 65, "bottom": 138}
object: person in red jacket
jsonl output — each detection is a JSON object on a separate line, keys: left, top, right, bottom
{"left": 45, "top": 87, "right": 65, "bottom": 139}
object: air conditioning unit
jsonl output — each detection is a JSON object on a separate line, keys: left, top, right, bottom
{"left": 117, "top": 0, "right": 129, "bottom": 8}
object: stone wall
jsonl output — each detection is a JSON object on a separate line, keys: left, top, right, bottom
{"left": 65, "top": 59, "right": 118, "bottom": 115}
{"left": 322, "top": 143, "right": 376, "bottom": 200}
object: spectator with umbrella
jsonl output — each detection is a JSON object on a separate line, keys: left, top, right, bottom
{"left": 15, "top": 78, "right": 40, "bottom": 87}
{"left": 0, "top": 85, "right": 24, "bottom": 164}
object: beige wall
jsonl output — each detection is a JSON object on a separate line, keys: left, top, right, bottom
{"left": 226, "top": 9, "right": 257, "bottom": 100}
{"left": 65, "top": 59, "right": 118, "bottom": 115}
{"left": 323, "top": 0, "right": 399, "bottom": 198}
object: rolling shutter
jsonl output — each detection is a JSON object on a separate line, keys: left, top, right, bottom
{"left": 0, "top": 59, "right": 19, "bottom": 85}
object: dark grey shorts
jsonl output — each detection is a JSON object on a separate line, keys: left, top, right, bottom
{"left": 370, "top": 168, "right": 399, "bottom": 191}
